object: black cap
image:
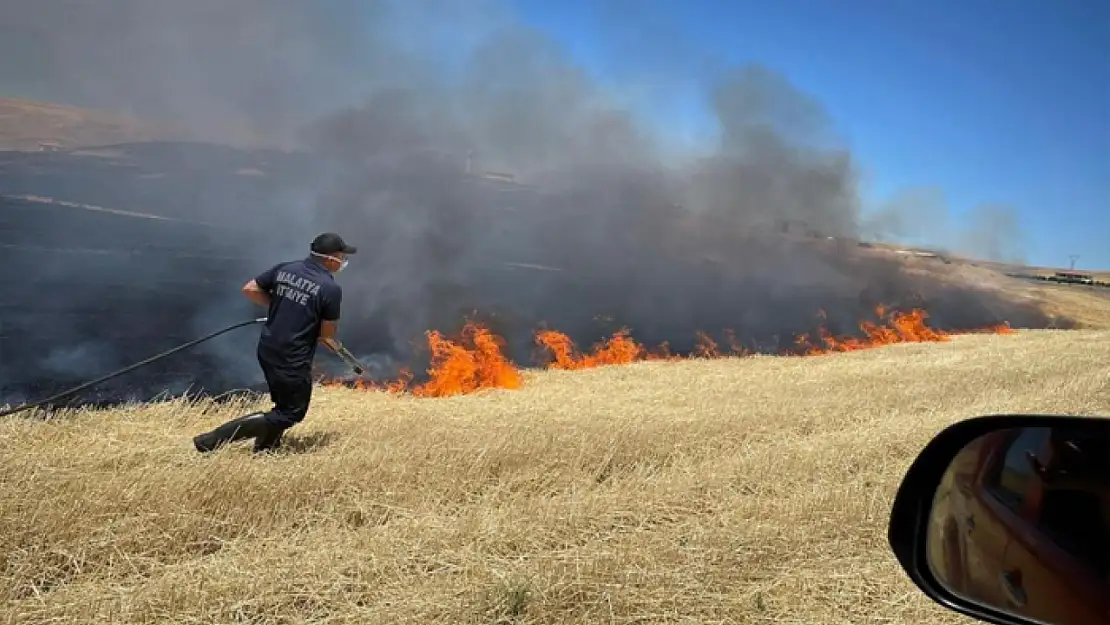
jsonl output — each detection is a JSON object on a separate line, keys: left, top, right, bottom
{"left": 310, "top": 232, "right": 357, "bottom": 255}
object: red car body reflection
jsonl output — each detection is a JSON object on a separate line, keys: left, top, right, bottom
{"left": 928, "top": 426, "right": 1110, "bottom": 625}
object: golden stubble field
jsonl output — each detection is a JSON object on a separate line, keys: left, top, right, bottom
{"left": 4, "top": 330, "right": 1110, "bottom": 624}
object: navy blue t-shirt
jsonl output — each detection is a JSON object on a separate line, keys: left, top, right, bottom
{"left": 253, "top": 256, "right": 342, "bottom": 372}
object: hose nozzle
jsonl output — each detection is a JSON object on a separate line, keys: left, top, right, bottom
{"left": 335, "top": 344, "right": 369, "bottom": 376}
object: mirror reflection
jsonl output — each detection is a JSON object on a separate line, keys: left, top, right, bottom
{"left": 927, "top": 423, "right": 1110, "bottom": 625}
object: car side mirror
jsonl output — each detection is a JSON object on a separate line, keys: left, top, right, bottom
{"left": 888, "top": 414, "right": 1110, "bottom": 625}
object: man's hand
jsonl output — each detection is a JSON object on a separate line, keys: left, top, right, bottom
{"left": 241, "top": 279, "right": 271, "bottom": 308}
{"left": 319, "top": 336, "right": 364, "bottom": 374}
{"left": 320, "top": 337, "right": 341, "bottom": 354}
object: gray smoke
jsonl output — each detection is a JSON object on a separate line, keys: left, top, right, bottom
{"left": 297, "top": 41, "right": 1058, "bottom": 377}
{"left": 862, "top": 188, "right": 1030, "bottom": 264}
{"left": 958, "top": 204, "right": 1029, "bottom": 265}
{"left": 0, "top": 0, "right": 390, "bottom": 147}
{"left": 0, "top": 0, "right": 1064, "bottom": 405}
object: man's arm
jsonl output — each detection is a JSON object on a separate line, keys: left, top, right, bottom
{"left": 318, "top": 284, "right": 343, "bottom": 352}
{"left": 242, "top": 280, "right": 271, "bottom": 308}
{"left": 319, "top": 321, "right": 340, "bottom": 353}
{"left": 243, "top": 263, "right": 280, "bottom": 308}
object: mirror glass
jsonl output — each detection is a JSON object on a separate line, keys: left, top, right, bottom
{"left": 927, "top": 423, "right": 1110, "bottom": 625}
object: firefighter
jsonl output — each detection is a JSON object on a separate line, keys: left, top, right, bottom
{"left": 193, "top": 232, "right": 356, "bottom": 454}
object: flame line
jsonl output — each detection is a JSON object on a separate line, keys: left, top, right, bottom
{"left": 321, "top": 306, "right": 1017, "bottom": 399}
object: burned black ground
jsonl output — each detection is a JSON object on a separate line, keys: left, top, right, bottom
{"left": 0, "top": 142, "right": 1068, "bottom": 409}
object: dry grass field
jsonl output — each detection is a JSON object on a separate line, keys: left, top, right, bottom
{"left": 5, "top": 328, "right": 1110, "bottom": 624}
{"left": 0, "top": 98, "right": 172, "bottom": 152}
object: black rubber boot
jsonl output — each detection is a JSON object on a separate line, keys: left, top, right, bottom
{"left": 193, "top": 413, "right": 277, "bottom": 453}
{"left": 252, "top": 426, "right": 286, "bottom": 454}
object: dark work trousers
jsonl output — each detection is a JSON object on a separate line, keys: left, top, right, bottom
{"left": 193, "top": 353, "right": 314, "bottom": 454}
{"left": 258, "top": 355, "right": 314, "bottom": 431}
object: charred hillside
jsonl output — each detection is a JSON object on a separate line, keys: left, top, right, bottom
{"left": 0, "top": 140, "right": 1069, "bottom": 408}
{"left": 0, "top": 142, "right": 295, "bottom": 405}
{"left": 0, "top": 142, "right": 566, "bottom": 405}
{"left": 0, "top": 198, "right": 257, "bottom": 406}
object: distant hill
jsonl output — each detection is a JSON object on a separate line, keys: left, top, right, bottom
{"left": 0, "top": 97, "right": 181, "bottom": 151}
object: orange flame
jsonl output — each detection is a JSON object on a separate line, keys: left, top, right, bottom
{"left": 694, "top": 331, "right": 720, "bottom": 358}
{"left": 533, "top": 327, "right": 652, "bottom": 369}
{"left": 412, "top": 323, "right": 523, "bottom": 397}
{"left": 323, "top": 306, "right": 1016, "bottom": 396}
{"left": 793, "top": 306, "right": 948, "bottom": 355}
{"left": 321, "top": 322, "right": 521, "bottom": 398}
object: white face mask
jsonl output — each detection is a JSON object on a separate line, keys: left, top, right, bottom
{"left": 311, "top": 251, "right": 348, "bottom": 273}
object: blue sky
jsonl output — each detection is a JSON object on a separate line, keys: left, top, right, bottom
{"left": 508, "top": 0, "right": 1109, "bottom": 268}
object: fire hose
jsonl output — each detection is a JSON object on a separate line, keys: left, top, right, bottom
{"left": 0, "top": 317, "right": 270, "bottom": 418}
{"left": 331, "top": 342, "right": 369, "bottom": 375}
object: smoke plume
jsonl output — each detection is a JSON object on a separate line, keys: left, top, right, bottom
{"left": 861, "top": 188, "right": 1030, "bottom": 264}
{"left": 0, "top": 0, "right": 1064, "bottom": 405}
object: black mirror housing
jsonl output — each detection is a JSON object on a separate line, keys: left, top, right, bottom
{"left": 888, "top": 414, "right": 1110, "bottom": 625}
